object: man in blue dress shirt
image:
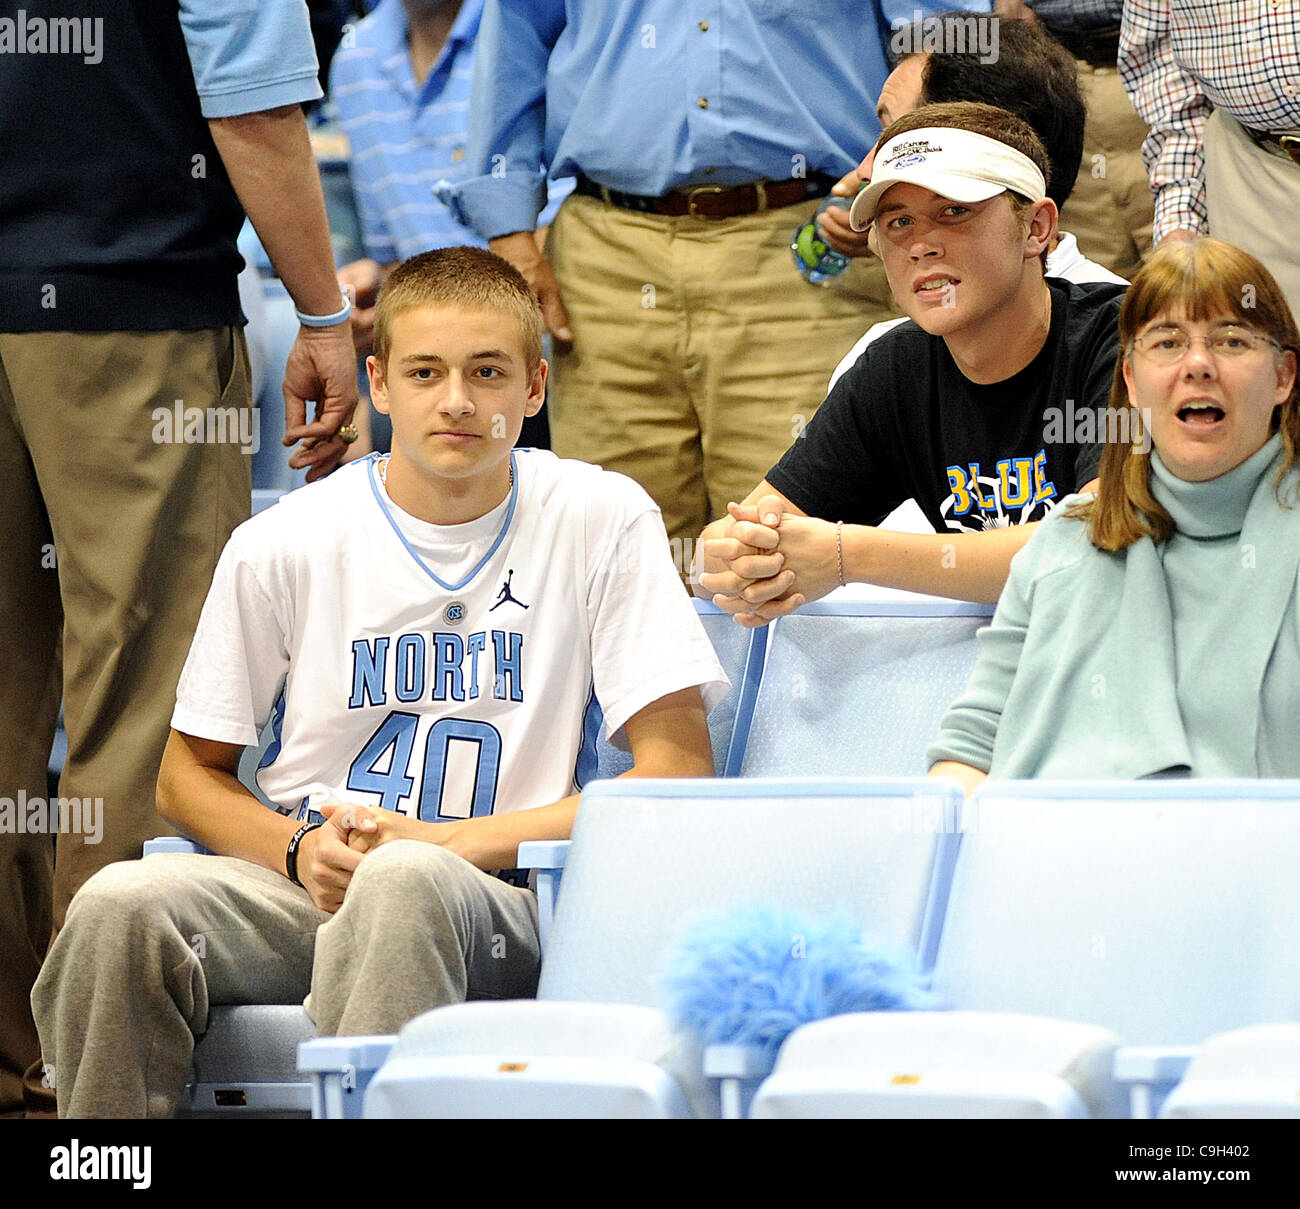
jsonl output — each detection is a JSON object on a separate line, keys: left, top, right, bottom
{"left": 441, "top": 0, "right": 988, "bottom": 560}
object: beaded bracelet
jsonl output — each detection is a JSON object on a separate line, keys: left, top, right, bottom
{"left": 836, "top": 520, "right": 846, "bottom": 588}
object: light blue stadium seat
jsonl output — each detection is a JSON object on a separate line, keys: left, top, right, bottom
{"left": 1159, "top": 1024, "right": 1300, "bottom": 1118}
{"left": 752, "top": 779, "right": 1300, "bottom": 1119}
{"left": 359, "top": 777, "right": 962, "bottom": 1119}
{"left": 251, "top": 487, "right": 288, "bottom": 516}
{"left": 739, "top": 599, "right": 992, "bottom": 778}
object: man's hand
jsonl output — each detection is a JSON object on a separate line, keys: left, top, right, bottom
{"left": 335, "top": 803, "right": 473, "bottom": 863}
{"left": 295, "top": 804, "right": 369, "bottom": 912}
{"left": 207, "top": 103, "right": 361, "bottom": 480}
{"left": 741, "top": 510, "right": 841, "bottom": 609}
{"left": 339, "top": 804, "right": 424, "bottom": 854}
{"left": 819, "top": 169, "right": 874, "bottom": 258}
{"left": 698, "top": 497, "right": 800, "bottom": 627}
{"left": 700, "top": 495, "right": 847, "bottom": 627}
{"left": 282, "top": 323, "right": 361, "bottom": 482}
{"left": 490, "top": 231, "right": 572, "bottom": 342}
{"left": 336, "top": 258, "right": 388, "bottom": 355}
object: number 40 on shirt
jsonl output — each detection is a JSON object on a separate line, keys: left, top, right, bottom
{"left": 347, "top": 712, "right": 503, "bottom": 822}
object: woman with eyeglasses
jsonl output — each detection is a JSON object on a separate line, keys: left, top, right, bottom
{"left": 928, "top": 238, "right": 1300, "bottom": 791}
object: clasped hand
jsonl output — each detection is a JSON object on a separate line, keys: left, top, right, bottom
{"left": 295, "top": 803, "right": 458, "bottom": 912}
{"left": 697, "top": 496, "right": 840, "bottom": 628}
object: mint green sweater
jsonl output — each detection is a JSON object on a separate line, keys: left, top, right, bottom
{"left": 928, "top": 434, "right": 1300, "bottom": 778}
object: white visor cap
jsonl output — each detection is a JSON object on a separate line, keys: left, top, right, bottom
{"left": 848, "top": 127, "right": 1047, "bottom": 232}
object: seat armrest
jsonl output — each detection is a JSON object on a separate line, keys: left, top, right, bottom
{"left": 298, "top": 1035, "right": 398, "bottom": 1120}
{"left": 518, "top": 840, "right": 571, "bottom": 950}
{"left": 1113, "top": 1045, "right": 1197, "bottom": 1119}
{"left": 517, "top": 840, "right": 570, "bottom": 870}
{"left": 143, "top": 836, "right": 209, "bottom": 857}
{"left": 704, "top": 1043, "right": 776, "bottom": 1120}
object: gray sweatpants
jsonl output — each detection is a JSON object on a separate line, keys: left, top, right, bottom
{"left": 31, "top": 841, "right": 540, "bottom": 1118}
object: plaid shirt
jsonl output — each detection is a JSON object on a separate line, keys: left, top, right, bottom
{"left": 1120, "top": 0, "right": 1300, "bottom": 239}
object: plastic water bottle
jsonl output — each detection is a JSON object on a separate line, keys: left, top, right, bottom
{"left": 791, "top": 196, "right": 853, "bottom": 285}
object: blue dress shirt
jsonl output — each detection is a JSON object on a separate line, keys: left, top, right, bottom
{"left": 442, "top": 0, "right": 989, "bottom": 240}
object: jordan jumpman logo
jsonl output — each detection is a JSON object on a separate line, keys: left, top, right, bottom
{"left": 489, "top": 569, "right": 529, "bottom": 611}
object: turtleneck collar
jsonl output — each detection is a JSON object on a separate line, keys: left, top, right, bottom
{"left": 1149, "top": 433, "right": 1284, "bottom": 539}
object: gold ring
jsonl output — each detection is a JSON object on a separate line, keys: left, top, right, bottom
{"left": 338, "top": 424, "right": 359, "bottom": 445}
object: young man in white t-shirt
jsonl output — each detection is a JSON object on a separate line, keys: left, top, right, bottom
{"left": 33, "top": 247, "right": 727, "bottom": 1118}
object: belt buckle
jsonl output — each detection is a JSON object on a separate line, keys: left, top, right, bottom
{"left": 685, "top": 184, "right": 727, "bottom": 218}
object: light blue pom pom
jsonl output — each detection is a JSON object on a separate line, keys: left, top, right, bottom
{"left": 664, "top": 904, "right": 932, "bottom": 1064}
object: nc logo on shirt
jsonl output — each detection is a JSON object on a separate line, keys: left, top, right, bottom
{"left": 444, "top": 602, "right": 465, "bottom": 625}
{"left": 942, "top": 451, "right": 1057, "bottom": 533}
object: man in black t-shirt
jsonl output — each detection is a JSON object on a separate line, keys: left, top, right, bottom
{"left": 696, "top": 102, "right": 1125, "bottom": 617}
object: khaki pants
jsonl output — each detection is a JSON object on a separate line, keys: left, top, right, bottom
{"left": 0, "top": 328, "right": 251, "bottom": 1114}
{"left": 1059, "top": 61, "right": 1155, "bottom": 281}
{"left": 32, "top": 844, "right": 540, "bottom": 1118}
{"left": 1205, "top": 109, "right": 1300, "bottom": 319}
{"left": 544, "top": 193, "right": 901, "bottom": 551}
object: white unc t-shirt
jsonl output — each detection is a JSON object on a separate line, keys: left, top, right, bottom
{"left": 173, "top": 450, "right": 728, "bottom": 820}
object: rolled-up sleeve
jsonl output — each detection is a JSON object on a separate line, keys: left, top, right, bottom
{"left": 440, "top": 0, "right": 565, "bottom": 239}
{"left": 179, "top": 0, "right": 323, "bottom": 119}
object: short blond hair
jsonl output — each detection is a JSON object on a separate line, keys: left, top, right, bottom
{"left": 372, "top": 246, "right": 544, "bottom": 372}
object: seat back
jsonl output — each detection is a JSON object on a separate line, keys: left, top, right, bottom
{"left": 538, "top": 777, "right": 963, "bottom": 1005}
{"left": 739, "top": 600, "right": 991, "bottom": 778}
{"left": 590, "top": 600, "right": 766, "bottom": 780}
{"left": 935, "top": 780, "right": 1300, "bottom": 1046}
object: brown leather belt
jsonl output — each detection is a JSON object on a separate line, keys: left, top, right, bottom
{"left": 574, "top": 172, "right": 835, "bottom": 219}
{"left": 1245, "top": 126, "right": 1300, "bottom": 167}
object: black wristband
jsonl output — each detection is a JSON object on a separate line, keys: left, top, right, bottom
{"left": 285, "top": 821, "right": 322, "bottom": 888}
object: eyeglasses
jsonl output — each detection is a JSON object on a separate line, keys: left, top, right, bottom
{"left": 1130, "top": 324, "right": 1281, "bottom": 364}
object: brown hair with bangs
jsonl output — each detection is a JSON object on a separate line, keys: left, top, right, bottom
{"left": 372, "top": 245, "right": 544, "bottom": 372}
{"left": 1073, "top": 238, "right": 1300, "bottom": 551}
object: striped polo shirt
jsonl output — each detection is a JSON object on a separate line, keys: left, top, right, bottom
{"left": 329, "top": 0, "right": 486, "bottom": 262}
